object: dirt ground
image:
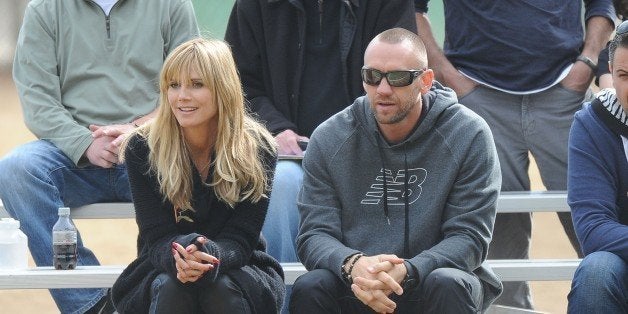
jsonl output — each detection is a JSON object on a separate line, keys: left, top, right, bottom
{"left": 0, "top": 73, "right": 577, "bottom": 313}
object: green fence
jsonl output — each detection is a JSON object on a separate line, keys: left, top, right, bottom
{"left": 192, "top": 1, "right": 445, "bottom": 45}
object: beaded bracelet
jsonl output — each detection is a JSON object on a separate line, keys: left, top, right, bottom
{"left": 341, "top": 253, "right": 364, "bottom": 284}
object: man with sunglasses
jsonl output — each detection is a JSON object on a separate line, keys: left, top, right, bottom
{"left": 415, "top": 1, "right": 615, "bottom": 309}
{"left": 290, "top": 28, "right": 502, "bottom": 313}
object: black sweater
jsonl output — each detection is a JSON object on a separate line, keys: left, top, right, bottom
{"left": 112, "top": 134, "right": 284, "bottom": 313}
{"left": 225, "top": 0, "right": 417, "bottom": 136}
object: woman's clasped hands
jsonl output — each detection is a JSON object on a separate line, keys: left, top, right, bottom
{"left": 171, "top": 236, "right": 220, "bottom": 283}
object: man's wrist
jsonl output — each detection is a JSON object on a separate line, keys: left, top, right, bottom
{"left": 576, "top": 55, "right": 597, "bottom": 72}
{"left": 401, "top": 260, "right": 418, "bottom": 290}
{"left": 341, "top": 253, "right": 363, "bottom": 285}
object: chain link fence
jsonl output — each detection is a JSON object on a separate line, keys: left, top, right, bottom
{"left": 0, "top": 0, "right": 27, "bottom": 75}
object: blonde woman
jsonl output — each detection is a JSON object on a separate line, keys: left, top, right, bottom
{"left": 111, "top": 38, "right": 284, "bottom": 313}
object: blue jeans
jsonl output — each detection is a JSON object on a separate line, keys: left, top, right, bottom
{"left": 262, "top": 160, "right": 302, "bottom": 263}
{"left": 0, "top": 140, "right": 131, "bottom": 314}
{"left": 263, "top": 160, "right": 302, "bottom": 313}
{"left": 567, "top": 251, "right": 628, "bottom": 314}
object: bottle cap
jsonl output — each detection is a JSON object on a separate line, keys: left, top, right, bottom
{"left": 58, "top": 207, "right": 71, "bottom": 216}
{"left": 0, "top": 218, "right": 20, "bottom": 229}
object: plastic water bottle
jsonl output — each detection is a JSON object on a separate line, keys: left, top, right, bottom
{"left": 52, "top": 207, "right": 77, "bottom": 270}
{"left": 0, "top": 218, "right": 28, "bottom": 270}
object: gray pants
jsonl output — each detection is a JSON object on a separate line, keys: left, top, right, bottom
{"left": 460, "top": 84, "right": 585, "bottom": 309}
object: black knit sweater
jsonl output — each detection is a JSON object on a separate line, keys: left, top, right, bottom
{"left": 112, "top": 134, "right": 284, "bottom": 313}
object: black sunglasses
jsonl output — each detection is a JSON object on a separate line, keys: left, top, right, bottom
{"left": 361, "top": 67, "right": 425, "bottom": 87}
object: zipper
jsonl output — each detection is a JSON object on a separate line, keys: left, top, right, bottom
{"left": 318, "top": 0, "right": 323, "bottom": 44}
{"left": 106, "top": 15, "right": 111, "bottom": 38}
{"left": 86, "top": 0, "right": 122, "bottom": 39}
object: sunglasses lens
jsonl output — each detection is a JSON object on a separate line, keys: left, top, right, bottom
{"left": 361, "top": 68, "right": 421, "bottom": 87}
{"left": 387, "top": 71, "right": 413, "bottom": 87}
{"left": 362, "top": 68, "right": 382, "bottom": 85}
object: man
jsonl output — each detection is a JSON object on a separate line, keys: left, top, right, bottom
{"left": 415, "top": 0, "right": 615, "bottom": 308}
{"left": 291, "top": 28, "right": 502, "bottom": 313}
{"left": 0, "top": 0, "right": 198, "bottom": 313}
{"left": 596, "top": 0, "right": 628, "bottom": 89}
{"left": 567, "top": 22, "right": 628, "bottom": 313}
{"left": 224, "top": 0, "right": 416, "bottom": 264}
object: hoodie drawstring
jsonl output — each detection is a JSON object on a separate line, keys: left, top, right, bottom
{"left": 375, "top": 131, "right": 411, "bottom": 258}
{"left": 403, "top": 146, "right": 410, "bottom": 258}
{"left": 375, "top": 131, "right": 391, "bottom": 225}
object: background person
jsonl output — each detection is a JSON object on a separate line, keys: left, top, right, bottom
{"left": 224, "top": 0, "right": 417, "bottom": 264}
{"left": 291, "top": 28, "right": 502, "bottom": 313}
{"left": 415, "top": 0, "right": 615, "bottom": 308}
{"left": 567, "top": 24, "right": 628, "bottom": 313}
{"left": 111, "top": 38, "right": 284, "bottom": 313}
{"left": 0, "top": 0, "right": 198, "bottom": 313}
{"left": 597, "top": 0, "right": 628, "bottom": 89}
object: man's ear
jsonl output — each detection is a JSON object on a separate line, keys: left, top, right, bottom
{"left": 420, "top": 69, "right": 434, "bottom": 94}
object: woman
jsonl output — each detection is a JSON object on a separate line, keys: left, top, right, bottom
{"left": 111, "top": 38, "right": 284, "bottom": 313}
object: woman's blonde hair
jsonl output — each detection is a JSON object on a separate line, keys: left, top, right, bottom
{"left": 127, "top": 38, "right": 276, "bottom": 210}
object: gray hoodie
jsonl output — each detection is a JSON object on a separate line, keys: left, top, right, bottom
{"left": 297, "top": 82, "right": 503, "bottom": 307}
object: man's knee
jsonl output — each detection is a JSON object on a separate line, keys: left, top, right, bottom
{"left": 0, "top": 141, "right": 66, "bottom": 186}
{"left": 574, "top": 251, "right": 626, "bottom": 287}
{"left": 424, "top": 268, "right": 467, "bottom": 291}
{"left": 292, "top": 269, "right": 337, "bottom": 297}
{"left": 422, "top": 268, "right": 483, "bottom": 311}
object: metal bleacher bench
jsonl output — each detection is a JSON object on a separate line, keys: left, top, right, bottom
{"left": 0, "top": 191, "right": 580, "bottom": 290}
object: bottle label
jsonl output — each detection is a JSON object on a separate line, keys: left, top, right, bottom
{"left": 52, "top": 231, "right": 77, "bottom": 244}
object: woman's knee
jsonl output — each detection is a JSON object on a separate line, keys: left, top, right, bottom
{"left": 200, "top": 275, "right": 250, "bottom": 313}
{"left": 150, "top": 274, "right": 195, "bottom": 313}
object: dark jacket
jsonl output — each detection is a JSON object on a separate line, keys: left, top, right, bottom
{"left": 225, "top": 0, "right": 416, "bottom": 135}
{"left": 568, "top": 89, "right": 628, "bottom": 261}
{"left": 112, "top": 134, "right": 284, "bottom": 313}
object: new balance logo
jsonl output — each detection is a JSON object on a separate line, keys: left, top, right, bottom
{"left": 361, "top": 168, "right": 427, "bottom": 205}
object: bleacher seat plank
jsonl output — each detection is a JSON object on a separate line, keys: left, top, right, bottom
{"left": 0, "top": 259, "right": 581, "bottom": 289}
{"left": 0, "top": 191, "right": 569, "bottom": 219}
{"left": 0, "top": 265, "right": 126, "bottom": 289}
{"left": 0, "top": 191, "right": 576, "bottom": 290}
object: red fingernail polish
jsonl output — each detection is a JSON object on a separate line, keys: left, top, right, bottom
{"left": 214, "top": 259, "right": 220, "bottom": 265}
{"left": 171, "top": 242, "right": 177, "bottom": 249}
